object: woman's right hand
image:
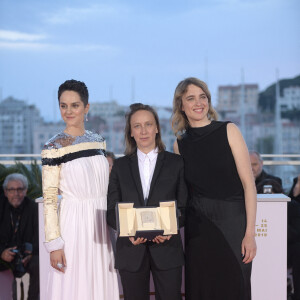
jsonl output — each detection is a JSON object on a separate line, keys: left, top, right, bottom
{"left": 129, "top": 237, "right": 147, "bottom": 245}
{"left": 50, "top": 249, "right": 67, "bottom": 273}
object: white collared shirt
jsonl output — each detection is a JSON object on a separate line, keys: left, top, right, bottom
{"left": 137, "top": 147, "right": 158, "bottom": 201}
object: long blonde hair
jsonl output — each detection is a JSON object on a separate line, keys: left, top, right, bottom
{"left": 171, "top": 77, "right": 218, "bottom": 138}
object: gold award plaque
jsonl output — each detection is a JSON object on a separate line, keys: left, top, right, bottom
{"left": 117, "top": 201, "right": 177, "bottom": 237}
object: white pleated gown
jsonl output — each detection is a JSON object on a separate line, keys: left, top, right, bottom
{"left": 46, "top": 155, "right": 119, "bottom": 300}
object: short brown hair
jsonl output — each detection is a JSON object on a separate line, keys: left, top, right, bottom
{"left": 171, "top": 77, "right": 218, "bottom": 138}
{"left": 124, "top": 103, "right": 165, "bottom": 156}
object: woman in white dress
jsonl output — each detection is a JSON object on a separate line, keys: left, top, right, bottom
{"left": 42, "top": 79, "right": 119, "bottom": 299}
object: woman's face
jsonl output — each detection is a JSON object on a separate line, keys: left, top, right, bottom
{"left": 181, "top": 84, "right": 210, "bottom": 127}
{"left": 130, "top": 110, "right": 158, "bottom": 154}
{"left": 59, "top": 91, "right": 89, "bottom": 127}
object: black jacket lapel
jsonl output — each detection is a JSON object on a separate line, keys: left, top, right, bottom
{"left": 129, "top": 153, "right": 145, "bottom": 206}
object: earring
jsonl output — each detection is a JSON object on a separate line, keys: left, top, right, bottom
{"left": 85, "top": 114, "right": 88, "bottom": 122}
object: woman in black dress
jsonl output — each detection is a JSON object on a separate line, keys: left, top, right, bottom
{"left": 172, "top": 77, "right": 257, "bottom": 300}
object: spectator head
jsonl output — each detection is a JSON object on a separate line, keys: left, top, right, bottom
{"left": 106, "top": 151, "right": 116, "bottom": 174}
{"left": 256, "top": 179, "right": 283, "bottom": 194}
{"left": 124, "top": 103, "right": 165, "bottom": 155}
{"left": 249, "top": 150, "right": 263, "bottom": 179}
{"left": 4, "top": 173, "right": 28, "bottom": 208}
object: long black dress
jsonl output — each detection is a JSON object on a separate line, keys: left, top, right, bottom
{"left": 178, "top": 121, "right": 252, "bottom": 300}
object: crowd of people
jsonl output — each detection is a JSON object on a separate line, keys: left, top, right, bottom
{"left": 0, "top": 78, "right": 299, "bottom": 300}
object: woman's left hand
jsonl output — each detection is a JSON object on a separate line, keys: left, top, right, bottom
{"left": 241, "top": 234, "right": 257, "bottom": 264}
{"left": 152, "top": 235, "right": 171, "bottom": 244}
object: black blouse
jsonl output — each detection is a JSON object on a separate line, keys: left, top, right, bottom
{"left": 178, "top": 121, "right": 244, "bottom": 201}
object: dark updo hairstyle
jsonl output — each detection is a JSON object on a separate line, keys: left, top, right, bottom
{"left": 58, "top": 79, "right": 89, "bottom": 107}
{"left": 124, "top": 103, "right": 165, "bottom": 156}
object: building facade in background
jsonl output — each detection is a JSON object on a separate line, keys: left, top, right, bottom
{"left": 280, "top": 86, "right": 300, "bottom": 111}
{"left": 216, "top": 80, "right": 300, "bottom": 190}
{"left": 216, "top": 82, "right": 300, "bottom": 154}
{"left": 0, "top": 97, "right": 43, "bottom": 154}
{"left": 33, "top": 122, "right": 65, "bottom": 153}
{"left": 1, "top": 76, "right": 299, "bottom": 190}
{"left": 217, "top": 84, "right": 259, "bottom": 117}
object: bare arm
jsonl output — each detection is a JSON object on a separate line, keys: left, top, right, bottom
{"left": 227, "top": 123, "right": 257, "bottom": 263}
{"left": 173, "top": 140, "right": 180, "bottom": 155}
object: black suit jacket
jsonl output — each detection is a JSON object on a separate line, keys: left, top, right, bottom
{"left": 107, "top": 150, "right": 187, "bottom": 272}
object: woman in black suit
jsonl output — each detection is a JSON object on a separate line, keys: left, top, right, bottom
{"left": 107, "top": 103, "right": 187, "bottom": 300}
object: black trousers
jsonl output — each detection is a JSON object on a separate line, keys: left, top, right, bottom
{"left": 119, "top": 248, "right": 182, "bottom": 300}
{"left": 25, "top": 255, "right": 39, "bottom": 300}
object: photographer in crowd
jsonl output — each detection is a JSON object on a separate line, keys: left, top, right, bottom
{"left": 0, "top": 173, "right": 39, "bottom": 299}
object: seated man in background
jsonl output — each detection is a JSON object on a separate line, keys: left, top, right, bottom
{"left": 249, "top": 150, "right": 283, "bottom": 191}
{"left": 0, "top": 173, "right": 39, "bottom": 300}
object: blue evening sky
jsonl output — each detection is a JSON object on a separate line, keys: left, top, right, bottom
{"left": 0, "top": 0, "right": 299, "bottom": 120}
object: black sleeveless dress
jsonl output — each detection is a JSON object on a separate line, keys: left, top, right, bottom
{"left": 178, "top": 121, "right": 252, "bottom": 300}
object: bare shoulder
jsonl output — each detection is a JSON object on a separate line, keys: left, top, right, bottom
{"left": 226, "top": 123, "right": 244, "bottom": 146}
{"left": 227, "top": 122, "right": 241, "bottom": 135}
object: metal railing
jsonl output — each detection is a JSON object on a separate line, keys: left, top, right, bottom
{"left": 1, "top": 153, "right": 300, "bottom": 166}
{"left": 1, "top": 153, "right": 299, "bottom": 192}
{"left": 0, "top": 154, "right": 42, "bottom": 165}
{"left": 260, "top": 154, "right": 300, "bottom": 166}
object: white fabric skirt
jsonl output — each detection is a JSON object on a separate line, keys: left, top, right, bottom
{"left": 46, "top": 196, "right": 119, "bottom": 300}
